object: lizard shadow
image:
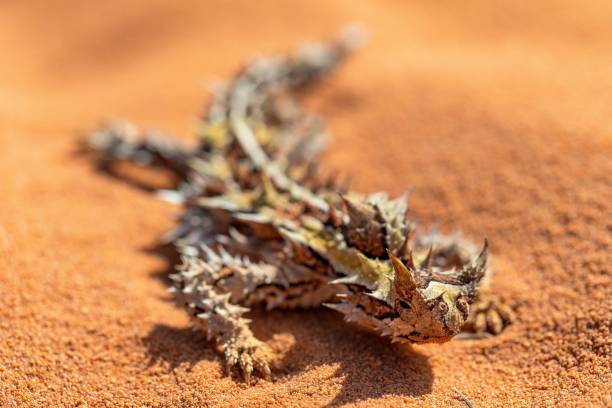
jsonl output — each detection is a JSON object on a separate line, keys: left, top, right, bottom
{"left": 143, "top": 324, "right": 218, "bottom": 372}
{"left": 253, "top": 308, "right": 434, "bottom": 406}
{"left": 144, "top": 241, "right": 180, "bottom": 288}
{"left": 74, "top": 142, "right": 181, "bottom": 194}
{"left": 143, "top": 307, "right": 433, "bottom": 405}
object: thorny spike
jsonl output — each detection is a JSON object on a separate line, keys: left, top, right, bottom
{"left": 476, "top": 238, "right": 489, "bottom": 272}
{"left": 327, "top": 198, "right": 343, "bottom": 227}
{"left": 405, "top": 249, "right": 416, "bottom": 271}
{"left": 340, "top": 194, "right": 371, "bottom": 225}
{"left": 421, "top": 246, "right": 434, "bottom": 270}
{"left": 339, "top": 175, "right": 352, "bottom": 194}
{"left": 397, "top": 230, "right": 412, "bottom": 260}
{"left": 388, "top": 251, "right": 418, "bottom": 291}
{"left": 201, "top": 244, "right": 219, "bottom": 262}
{"left": 396, "top": 189, "right": 411, "bottom": 207}
{"left": 403, "top": 195, "right": 410, "bottom": 223}
{"left": 464, "top": 239, "right": 488, "bottom": 281}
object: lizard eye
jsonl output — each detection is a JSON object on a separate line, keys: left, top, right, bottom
{"left": 437, "top": 301, "right": 449, "bottom": 313}
{"left": 398, "top": 300, "right": 412, "bottom": 310}
{"left": 456, "top": 297, "right": 469, "bottom": 314}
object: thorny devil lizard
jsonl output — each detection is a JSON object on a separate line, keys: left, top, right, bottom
{"left": 86, "top": 28, "right": 514, "bottom": 384}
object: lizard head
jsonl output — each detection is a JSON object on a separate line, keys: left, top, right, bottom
{"left": 386, "top": 241, "right": 488, "bottom": 343}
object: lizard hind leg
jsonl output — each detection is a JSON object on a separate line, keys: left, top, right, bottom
{"left": 86, "top": 121, "right": 190, "bottom": 176}
{"left": 170, "top": 243, "right": 281, "bottom": 383}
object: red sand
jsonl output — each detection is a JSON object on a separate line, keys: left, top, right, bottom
{"left": 0, "top": 1, "right": 610, "bottom": 406}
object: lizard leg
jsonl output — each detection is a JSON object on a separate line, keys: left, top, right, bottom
{"left": 86, "top": 121, "right": 190, "bottom": 175}
{"left": 170, "top": 243, "right": 279, "bottom": 383}
{"left": 170, "top": 237, "right": 331, "bottom": 382}
{"left": 184, "top": 281, "right": 272, "bottom": 384}
{"left": 462, "top": 289, "right": 515, "bottom": 337}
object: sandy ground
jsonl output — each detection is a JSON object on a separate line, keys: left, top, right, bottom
{"left": 0, "top": 1, "right": 610, "bottom": 406}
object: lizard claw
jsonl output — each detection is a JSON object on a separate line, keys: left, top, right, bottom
{"left": 224, "top": 333, "right": 273, "bottom": 384}
{"left": 465, "top": 293, "right": 515, "bottom": 336}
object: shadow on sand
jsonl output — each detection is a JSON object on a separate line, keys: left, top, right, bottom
{"left": 143, "top": 308, "right": 433, "bottom": 406}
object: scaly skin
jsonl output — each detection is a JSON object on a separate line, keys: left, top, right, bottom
{"left": 86, "top": 28, "right": 513, "bottom": 383}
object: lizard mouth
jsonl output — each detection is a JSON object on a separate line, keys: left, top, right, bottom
{"left": 395, "top": 332, "right": 454, "bottom": 344}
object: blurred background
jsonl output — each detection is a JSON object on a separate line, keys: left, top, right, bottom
{"left": 0, "top": 1, "right": 610, "bottom": 406}
{"left": 2, "top": 1, "right": 610, "bottom": 142}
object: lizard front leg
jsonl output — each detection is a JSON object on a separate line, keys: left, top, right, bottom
{"left": 462, "top": 287, "right": 515, "bottom": 336}
{"left": 183, "top": 281, "right": 272, "bottom": 384}
{"left": 170, "top": 244, "right": 280, "bottom": 383}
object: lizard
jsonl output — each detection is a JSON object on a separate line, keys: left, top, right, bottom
{"left": 86, "top": 27, "right": 514, "bottom": 384}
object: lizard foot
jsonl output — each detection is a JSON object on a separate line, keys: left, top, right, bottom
{"left": 224, "top": 333, "right": 273, "bottom": 384}
{"left": 462, "top": 293, "right": 515, "bottom": 337}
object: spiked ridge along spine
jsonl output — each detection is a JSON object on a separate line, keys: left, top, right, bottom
{"left": 86, "top": 27, "right": 513, "bottom": 383}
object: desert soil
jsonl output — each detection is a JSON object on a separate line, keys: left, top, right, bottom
{"left": 0, "top": 1, "right": 610, "bottom": 407}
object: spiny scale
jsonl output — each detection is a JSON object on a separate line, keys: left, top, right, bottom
{"left": 86, "top": 27, "right": 512, "bottom": 384}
